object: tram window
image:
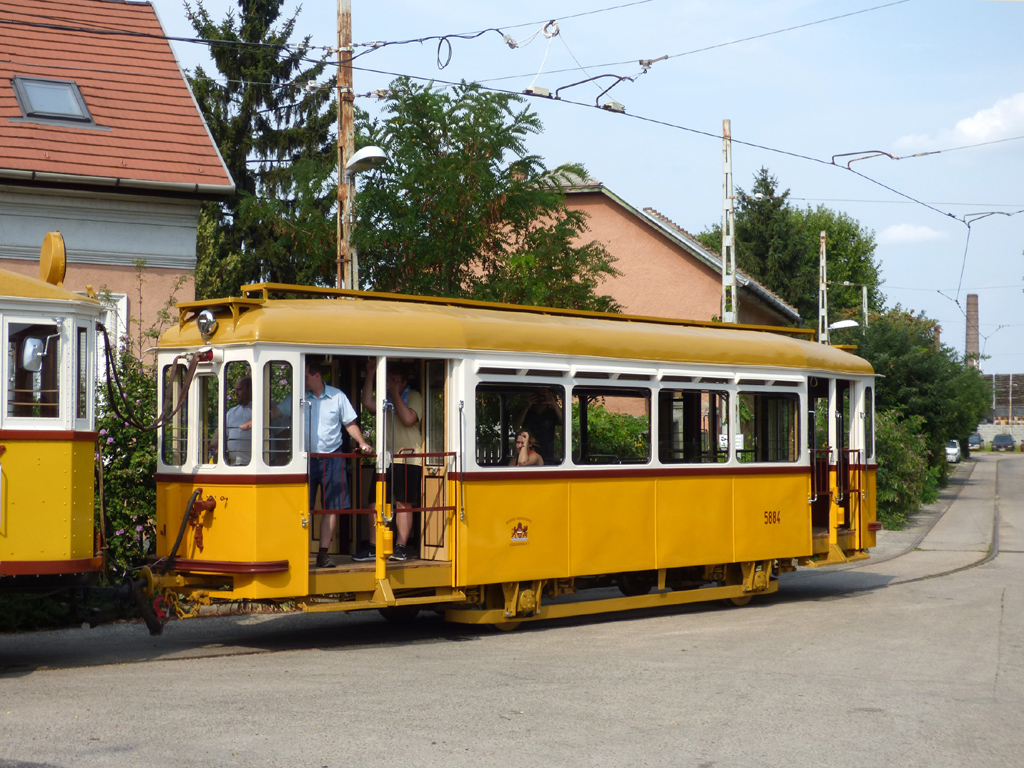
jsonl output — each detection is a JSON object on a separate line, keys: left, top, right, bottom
{"left": 572, "top": 387, "right": 650, "bottom": 465}
{"left": 263, "top": 361, "right": 293, "bottom": 466}
{"left": 76, "top": 326, "right": 88, "bottom": 420}
{"left": 221, "top": 361, "right": 252, "bottom": 466}
{"left": 738, "top": 392, "right": 799, "bottom": 463}
{"left": 7, "top": 321, "right": 60, "bottom": 419}
{"left": 864, "top": 387, "right": 874, "bottom": 460}
{"left": 424, "top": 360, "right": 445, "bottom": 467}
{"left": 658, "top": 389, "right": 729, "bottom": 464}
{"left": 197, "top": 374, "right": 220, "bottom": 465}
{"left": 161, "top": 363, "right": 188, "bottom": 465}
{"left": 475, "top": 383, "right": 565, "bottom": 466}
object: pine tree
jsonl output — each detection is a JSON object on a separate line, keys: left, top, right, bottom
{"left": 185, "top": 0, "right": 337, "bottom": 295}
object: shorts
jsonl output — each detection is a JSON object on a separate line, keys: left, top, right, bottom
{"left": 390, "top": 463, "right": 422, "bottom": 508}
{"left": 308, "top": 454, "right": 351, "bottom": 511}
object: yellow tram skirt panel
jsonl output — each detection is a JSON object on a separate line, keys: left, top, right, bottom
{"left": 156, "top": 480, "right": 309, "bottom": 599}
{"left": 0, "top": 437, "right": 96, "bottom": 565}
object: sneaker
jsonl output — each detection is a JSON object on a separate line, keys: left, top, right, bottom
{"left": 352, "top": 548, "right": 376, "bottom": 562}
{"left": 388, "top": 544, "right": 412, "bottom": 562}
{"left": 316, "top": 552, "right": 335, "bottom": 568}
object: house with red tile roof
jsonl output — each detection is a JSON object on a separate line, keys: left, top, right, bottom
{"left": 0, "top": 0, "right": 233, "bottom": 342}
{"left": 564, "top": 177, "right": 800, "bottom": 327}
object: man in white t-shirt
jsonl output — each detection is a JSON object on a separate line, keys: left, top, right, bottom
{"left": 305, "top": 360, "right": 372, "bottom": 568}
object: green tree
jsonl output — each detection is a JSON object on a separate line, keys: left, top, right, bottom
{"left": 697, "top": 168, "right": 882, "bottom": 324}
{"left": 186, "top": 0, "right": 337, "bottom": 296}
{"left": 839, "top": 307, "right": 991, "bottom": 477}
{"left": 352, "top": 78, "right": 620, "bottom": 311}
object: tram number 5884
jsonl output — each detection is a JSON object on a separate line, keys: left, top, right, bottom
{"left": 763, "top": 510, "right": 781, "bottom": 525}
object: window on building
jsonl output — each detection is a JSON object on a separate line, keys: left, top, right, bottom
{"left": 12, "top": 76, "right": 94, "bottom": 124}
{"left": 658, "top": 388, "right": 729, "bottom": 463}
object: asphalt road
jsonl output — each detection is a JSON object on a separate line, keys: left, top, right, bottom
{"left": 1, "top": 453, "right": 1021, "bottom": 768}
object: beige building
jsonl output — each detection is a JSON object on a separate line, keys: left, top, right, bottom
{"left": 565, "top": 178, "right": 799, "bottom": 327}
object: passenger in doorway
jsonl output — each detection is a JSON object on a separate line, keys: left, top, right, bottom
{"left": 510, "top": 430, "right": 544, "bottom": 467}
{"left": 513, "top": 388, "right": 563, "bottom": 464}
{"left": 305, "top": 360, "right": 372, "bottom": 568}
{"left": 207, "top": 376, "right": 253, "bottom": 465}
{"left": 356, "top": 359, "right": 423, "bottom": 563}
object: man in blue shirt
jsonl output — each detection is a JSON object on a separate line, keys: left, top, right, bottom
{"left": 305, "top": 360, "right": 372, "bottom": 568}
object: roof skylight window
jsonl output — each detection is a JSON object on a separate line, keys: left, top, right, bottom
{"left": 12, "top": 76, "right": 94, "bottom": 124}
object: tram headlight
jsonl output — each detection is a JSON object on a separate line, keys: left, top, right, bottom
{"left": 197, "top": 310, "right": 219, "bottom": 341}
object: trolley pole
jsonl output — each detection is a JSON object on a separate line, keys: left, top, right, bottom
{"left": 720, "top": 119, "right": 738, "bottom": 324}
{"left": 336, "top": 0, "right": 355, "bottom": 289}
{"left": 817, "top": 232, "right": 829, "bottom": 344}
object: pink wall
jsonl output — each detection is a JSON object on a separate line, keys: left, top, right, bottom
{"left": 0, "top": 258, "right": 192, "bottom": 351}
{"left": 566, "top": 192, "right": 795, "bottom": 327}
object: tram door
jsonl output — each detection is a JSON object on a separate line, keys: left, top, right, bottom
{"left": 807, "top": 377, "right": 831, "bottom": 540}
{"left": 420, "top": 359, "right": 451, "bottom": 561}
{"left": 834, "top": 380, "right": 859, "bottom": 534}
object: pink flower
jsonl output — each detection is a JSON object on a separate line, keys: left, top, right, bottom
{"left": 136, "top": 525, "right": 144, "bottom": 532}
{"left": 115, "top": 529, "right": 124, "bottom": 536}
{"left": 107, "top": 437, "right": 114, "bottom": 444}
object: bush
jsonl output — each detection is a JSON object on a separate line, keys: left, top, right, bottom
{"left": 96, "top": 334, "right": 157, "bottom": 578}
{"left": 875, "top": 410, "right": 937, "bottom": 529}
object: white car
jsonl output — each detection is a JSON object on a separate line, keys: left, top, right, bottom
{"left": 945, "top": 439, "right": 961, "bottom": 463}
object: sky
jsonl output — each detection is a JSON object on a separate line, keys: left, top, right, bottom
{"left": 149, "top": 0, "right": 1024, "bottom": 374}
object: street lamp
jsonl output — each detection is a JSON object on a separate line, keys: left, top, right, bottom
{"left": 340, "top": 145, "right": 387, "bottom": 290}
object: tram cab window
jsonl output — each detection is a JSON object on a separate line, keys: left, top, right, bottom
{"left": 864, "top": 386, "right": 874, "bottom": 460}
{"left": 219, "top": 361, "right": 252, "bottom": 466}
{"left": 7, "top": 321, "right": 61, "bottom": 419}
{"left": 737, "top": 391, "right": 799, "bottom": 463}
{"left": 658, "top": 389, "right": 729, "bottom": 464}
{"left": 76, "top": 326, "right": 89, "bottom": 421}
{"left": 572, "top": 387, "right": 650, "bottom": 465}
{"left": 161, "top": 363, "right": 188, "bottom": 466}
{"left": 198, "top": 374, "right": 220, "bottom": 465}
{"left": 475, "top": 384, "right": 565, "bottom": 466}
{"left": 263, "top": 361, "right": 293, "bottom": 466}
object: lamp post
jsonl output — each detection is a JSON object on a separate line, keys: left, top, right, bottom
{"left": 343, "top": 145, "right": 387, "bottom": 290}
{"left": 840, "top": 281, "right": 870, "bottom": 328}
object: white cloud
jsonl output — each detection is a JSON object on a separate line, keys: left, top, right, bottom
{"left": 878, "top": 224, "right": 948, "bottom": 244}
{"left": 893, "top": 92, "right": 1024, "bottom": 152}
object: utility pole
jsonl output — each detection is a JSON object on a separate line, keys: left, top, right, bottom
{"left": 720, "top": 119, "right": 738, "bottom": 323}
{"left": 336, "top": 0, "right": 354, "bottom": 289}
{"left": 817, "top": 232, "right": 828, "bottom": 344}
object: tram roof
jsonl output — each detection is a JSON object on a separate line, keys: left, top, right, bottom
{"left": 165, "top": 287, "right": 874, "bottom": 376}
{"left": 0, "top": 267, "right": 101, "bottom": 308}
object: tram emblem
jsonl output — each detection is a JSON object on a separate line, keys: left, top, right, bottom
{"left": 508, "top": 518, "right": 531, "bottom": 544}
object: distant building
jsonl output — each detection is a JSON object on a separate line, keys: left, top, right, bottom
{"left": 564, "top": 177, "right": 799, "bottom": 327}
{"left": 0, "top": 0, "right": 233, "bottom": 343}
{"left": 986, "top": 374, "right": 1024, "bottom": 425}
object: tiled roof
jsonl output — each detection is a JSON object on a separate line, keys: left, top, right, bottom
{"left": 0, "top": 0, "right": 233, "bottom": 195}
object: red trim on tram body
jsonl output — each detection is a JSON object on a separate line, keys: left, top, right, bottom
{"left": 157, "top": 558, "right": 289, "bottom": 574}
{"left": 0, "top": 430, "right": 98, "bottom": 442}
{"left": 0, "top": 556, "right": 103, "bottom": 576}
{"left": 456, "top": 464, "right": 811, "bottom": 482}
{"left": 155, "top": 472, "right": 307, "bottom": 485}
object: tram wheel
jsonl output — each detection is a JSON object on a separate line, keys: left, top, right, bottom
{"left": 618, "top": 571, "right": 656, "bottom": 597}
{"left": 492, "top": 621, "right": 522, "bottom": 632}
{"left": 378, "top": 606, "right": 421, "bottom": 623}
{"left": 725, "top": 594, "right": 753, "bottom": 607}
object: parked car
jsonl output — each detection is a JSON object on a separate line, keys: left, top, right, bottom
{"left": 945, "top": 439, "right": 962, "bottom": 463}
{"left": 992, "top": 434, "right": 1016, "bottom": 452}
{"left": 967, "top": 433, "right": 983, "bottom": 450}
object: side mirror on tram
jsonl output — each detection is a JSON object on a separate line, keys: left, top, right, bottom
{"left": 21, "top": 338, "right": 44, "bottom": 372}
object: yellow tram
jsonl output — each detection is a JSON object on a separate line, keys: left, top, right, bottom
{"left": 0, "top": 234, "right": 105, "bottom": 585}
{"left": 144, "top": 283, "right": 878, "bottom": 629}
